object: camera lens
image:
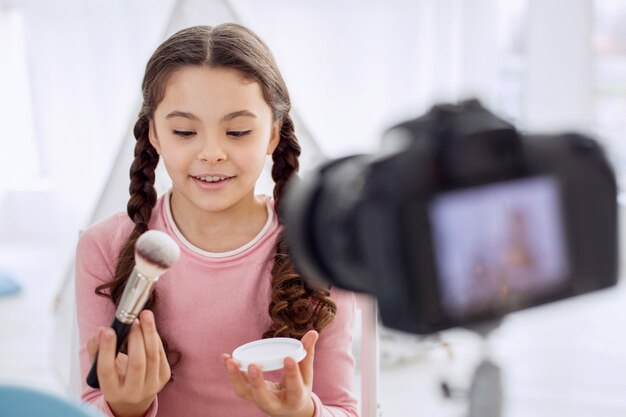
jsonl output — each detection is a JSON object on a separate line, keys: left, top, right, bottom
{"left": 284, "top": 155, "right": 376, "bottom": 294}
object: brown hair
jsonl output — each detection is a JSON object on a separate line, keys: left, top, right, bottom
{"left": 95, "top": 24, "right": 336, "bottom": 368}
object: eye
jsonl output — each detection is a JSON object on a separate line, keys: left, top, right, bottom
{"left": 227, "top": 130, "right": 252, "bottom": 138}
{"left": 173, "top": 130, "right": 195, "bottom": 138}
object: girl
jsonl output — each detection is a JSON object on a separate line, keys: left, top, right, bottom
{"left": 75, "top": 24, "right": 358, "bottom": 417}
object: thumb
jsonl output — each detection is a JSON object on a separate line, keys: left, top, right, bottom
{"left": 299, "top": 330, "right": 319, "bottom": 386}
{"left": 301, "top": 330, "right": 319, "bottom": 354}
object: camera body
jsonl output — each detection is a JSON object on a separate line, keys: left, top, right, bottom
{"left": 284, "top": 100, "right": 618, "bottom": 335}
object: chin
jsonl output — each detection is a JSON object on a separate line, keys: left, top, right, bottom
{"left": 193, "top": 195, "right": 237, "bottom": 213}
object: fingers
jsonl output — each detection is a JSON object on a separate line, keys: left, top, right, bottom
{"left": 97, "top": 328, "right": 121, "bottom": 391}
{"left": 221, "top": 350, "right": 313, "bottom": 415}
{"left": 283, "top": 357, "right": 305, "bottom": 406}
{"left": 247, "top": 364, "right": 278, "bottom": 410}
{"left": 222, "top": 354, "right": 252, "bottom": 383}
{"left": 139, "top": 310, "right": 161, "bottom": 387}
{"left": 123, "top": 320, "right": 147, "bottom": 389}
{"left": 87, "top": 328, "right": 103, "bottom": 362}
{"left": 225, "top": 359, "right": 253, "bottom": 400}
{"left": 299, "top": 330, "right": 319, "bottom": 386}
{"left": 91, "top": 312, "right": 169, "bottom": 412}
{"left": 281, "top": 332, "right": 317, "bottom": 409}
{"left": 115, "top": 353, "right": 128, "bottom": 376}
{"left": 157, "top": 327, "right": 171, "bottom": 383}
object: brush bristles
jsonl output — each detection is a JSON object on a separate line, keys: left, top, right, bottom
{"left": 134, "top": 230, "right": 180, "bottom": 278}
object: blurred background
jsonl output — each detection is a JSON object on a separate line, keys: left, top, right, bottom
{"left": 1, "top": 0, "right": 626, "bottom": 416}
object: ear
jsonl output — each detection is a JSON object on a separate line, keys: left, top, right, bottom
{"left": 148, "top": 119, "right": 162, "bottom": 155}
{"left": 267, "top": 122, "right": 280, "bottom": 155}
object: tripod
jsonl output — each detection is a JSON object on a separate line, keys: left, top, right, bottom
{"left": 465, "top": 320, "right": 503, "bottom": 417}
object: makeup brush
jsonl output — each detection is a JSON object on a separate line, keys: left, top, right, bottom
{"left": 86, "top": 230, "right": 180, "bottom": 389}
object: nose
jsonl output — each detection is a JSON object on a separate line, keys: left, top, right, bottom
{"left": 197, "top": 136, "right": 227, "bottom": 163}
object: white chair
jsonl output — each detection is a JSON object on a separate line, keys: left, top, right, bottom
{"left": 354, "top": 294, "right": 381, "bottom": 417}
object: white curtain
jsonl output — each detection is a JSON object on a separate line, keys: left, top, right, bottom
{"left": 227, "top": 0, "right": 524, "bottom": 159}
{"left": 11, "top": 0, "right": 175, "bottom": 244}
{"left": 0, "top": 6, "right": 38, "bottom": 190}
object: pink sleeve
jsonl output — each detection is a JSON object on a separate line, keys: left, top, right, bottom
{"left": 75, "top": 224, "right": 158, "bottom": 417}
{"left": 310, "top": 287, "right": 360, "bottom": 417}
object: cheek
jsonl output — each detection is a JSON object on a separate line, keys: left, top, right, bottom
{"left": 237, "top": 144, "right": 268, "bottom": 173}
{"left": 161, "top": 144, "right": 193, "bottom": 176}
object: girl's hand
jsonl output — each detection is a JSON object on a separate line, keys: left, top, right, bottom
{"left": 222, "top": 330, "right": 319, "bottom": 417}
{"left": 86, "top": 310, "right": 171, "bottom": 417}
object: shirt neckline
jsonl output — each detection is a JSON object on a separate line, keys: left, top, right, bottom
{"left": 164, "top": 189, "right": 275, "bottom": 259}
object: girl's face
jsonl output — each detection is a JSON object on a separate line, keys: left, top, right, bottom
{"left": 149, "top": 66, "right": 279, "bottom": 213}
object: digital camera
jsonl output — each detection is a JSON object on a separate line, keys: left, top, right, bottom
{"left": 284, "top": 100, "right": 618, "bottom": 334}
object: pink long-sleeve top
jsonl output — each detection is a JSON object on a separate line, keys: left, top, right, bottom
{"left": 75, "top": 192, "right": 359, "bottom": 417}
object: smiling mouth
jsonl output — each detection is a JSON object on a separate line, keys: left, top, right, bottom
{"left": 191, "top": 175, "right": 234, "bottom": 183}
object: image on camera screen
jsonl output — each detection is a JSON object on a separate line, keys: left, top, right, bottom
{"left": 429, "top": 176, "right": 569, "bottom": 319}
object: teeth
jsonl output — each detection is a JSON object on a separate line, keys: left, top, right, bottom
{"left": 194, "top": 175, "right": 228, "bottom": 182}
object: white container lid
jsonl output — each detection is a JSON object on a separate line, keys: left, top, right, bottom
{"left": 232, "top": 338, "right": 307, "bottom": 372}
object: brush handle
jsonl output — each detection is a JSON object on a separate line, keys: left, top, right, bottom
{"left": 86, "top": 318, "right": 133, "bottom": 389}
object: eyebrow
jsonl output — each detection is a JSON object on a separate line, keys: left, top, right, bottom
{"left": 165, "top": 109, "right": 257, "bottom": 122}
{"left": 220, "top": 109, "right": 257, "bottom": 122}
{"left": 165, "top": 110, "right": 199, "bottom": 121}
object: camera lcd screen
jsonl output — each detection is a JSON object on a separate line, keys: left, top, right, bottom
{"left": 429, "top": 176, "right": 569, "bottom": 319}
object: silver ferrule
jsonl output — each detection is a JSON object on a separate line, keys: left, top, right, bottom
{"left": 115, "top": 267, "right": 159, "bottom": 324}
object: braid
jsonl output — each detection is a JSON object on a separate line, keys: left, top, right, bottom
{"left": 95, "top": 114, "right": 181, "bottom": 368}
{"left": 271, "top": 116, "right": 300, "bottom": 216}
{"left": 264, "top": 115, "right": 337, "bottom": 339}
{"left": 126, "top": 115, "right": 158, "bottom": 229}
{"left": 96, "top": 114, "right": 158, "bottom": 302}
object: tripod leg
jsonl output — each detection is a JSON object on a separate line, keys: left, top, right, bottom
{"left": 468, "top": 359, "right": 502, "bottom": 417}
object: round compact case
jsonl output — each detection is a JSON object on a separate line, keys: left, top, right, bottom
{"left": 232, "top": 338, "right": 307, "bottom": 371}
